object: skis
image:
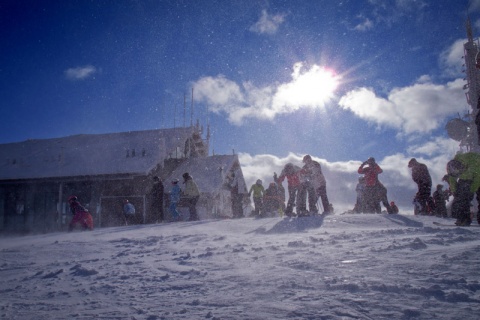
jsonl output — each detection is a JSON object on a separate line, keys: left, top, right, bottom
{"left": 432, "top": 221, "right": 480, "bottom": 227}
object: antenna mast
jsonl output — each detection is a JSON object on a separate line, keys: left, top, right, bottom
{"left": 463, "top": 17, "right": 480, "bottom": 151}
{"left": 191, "top": 87, "right": 194, "bottom": 128}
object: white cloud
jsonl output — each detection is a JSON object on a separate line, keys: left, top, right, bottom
{"left": 470, "top": 0, "right": 480, "bottom": 12}
{"left": 439, "top": 39, "right": 465, "bottom": 78}
{"left": 338, "top": 78, "right": 465, "bottom": 135}
{"left": 406, "top": 136, "right": 459, "bottom": 158}
{"left": 64, "top": 65, "right": 97, "bottom": 80}
{"left": 249, "top": 9, "right": 285, "bottom": 35}
{"left": 354, "top": 17, "right": 374, "bottom": 31}
{"left": 193, "top": 63, "right": 339, "bottom": 125}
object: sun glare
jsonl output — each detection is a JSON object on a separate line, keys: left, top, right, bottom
{"left": 284, "top": 65, "right": 340, "bottom": 108}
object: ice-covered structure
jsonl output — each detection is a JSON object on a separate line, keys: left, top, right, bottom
{"left": 0, "top": 125, "right": 247, "bottom": 233}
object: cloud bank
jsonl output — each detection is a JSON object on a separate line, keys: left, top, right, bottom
{"left": 338, "top": 78, "right": 465, "bottom": 135}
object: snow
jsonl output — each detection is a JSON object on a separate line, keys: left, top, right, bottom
{"left": 1, "top": 214, "right": 479, "bottom": 320}
{"left": 0, "top": 128, "right": 193, "bottom": 180}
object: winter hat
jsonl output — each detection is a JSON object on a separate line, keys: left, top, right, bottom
{"left": 408, "top": 158, "right": 417, "bottom": 168}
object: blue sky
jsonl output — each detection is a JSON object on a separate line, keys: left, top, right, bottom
{"left": 1, "top": 0, "right": 479, "bottom": 212}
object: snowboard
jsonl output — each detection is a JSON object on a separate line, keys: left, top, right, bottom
{"left": 432, "top": 221, "right": 480, "bottom": 227}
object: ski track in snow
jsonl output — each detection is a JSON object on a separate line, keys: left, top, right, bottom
{"left": 1, "top": 214, "right": 479, "bottom": 320}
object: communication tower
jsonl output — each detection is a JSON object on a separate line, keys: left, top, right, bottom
{"left": 446, "top": 17, "right": 480, "bottom": 153}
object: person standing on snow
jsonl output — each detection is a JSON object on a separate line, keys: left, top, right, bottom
{"left": 248, "top": 179, "right": 265, "bottom": 217}
{"left": 408, "top": 158, "right": 433, "bottom": 215}
{"left": 123, "top": 199, "right": 136, "bottom": 225}
{"left": 358, "top": 157, "right": 392, "bottom": 213}
{"left": 300, "top": 155, "right": 332, "bottom": 215}
{"left": 275, "top": 163, "right": 301, "bottom": 217}
{"left": 263, "top": 182, "right": 283, "bottom": 217}
{"left": 67, "top": 195, "right": 94, "bottom": 231}
{"left": 182, "top": 172, "right": 200, "bottom": 221}
{"left": 229, "top": 171, "right": 244, "bottom": 219}
{"left": 149, "top": 176, "right": 164, "bottom": 223}
{"left": 354, "top": 176, "right": 366, "bottom": 213}
{"left": 446, "top": 152, "right": 480, "bottom": 226}
{"left": 169, "top": 179, "right": 181, "bottom": 220}
{"left": 432, "top": 184, "right": 448, "bottom": 218}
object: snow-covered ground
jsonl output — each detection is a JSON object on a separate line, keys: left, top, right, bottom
{"left": 1, "top": 213, "right": 479, "bottom": 320}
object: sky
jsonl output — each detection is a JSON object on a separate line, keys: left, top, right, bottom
{"left": 2, "top": 0, "right": 480, "bottom": 213}
{"left": 1, "top": 213, "right": 479, "bottom": 319}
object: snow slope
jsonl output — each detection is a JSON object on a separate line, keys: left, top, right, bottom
{"left": 1, "top": 214, "right": 479, "bottom": 320}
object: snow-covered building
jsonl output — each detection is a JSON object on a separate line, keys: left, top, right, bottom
{"left": 0, "top": 126, "right": 247, "bottom": 233}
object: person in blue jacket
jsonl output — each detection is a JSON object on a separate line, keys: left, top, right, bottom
{"left": 169, "top": 179, "right": 181, "bottom": 220}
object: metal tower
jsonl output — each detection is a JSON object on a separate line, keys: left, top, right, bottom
{"left": 446, "top": 17, "right": 480, "bottom": 152}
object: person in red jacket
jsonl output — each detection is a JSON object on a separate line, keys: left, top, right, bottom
{"left": 358, "top": 157, "right": 392, "bottom": 213}
{"left": 68, "top": 195, "right": 94, "bottom": 231}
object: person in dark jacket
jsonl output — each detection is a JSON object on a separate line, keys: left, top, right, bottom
{"left": 446, "top": 152, "right": 480, "bottom": 226}
{"left": 432, "top": 184, "right": 448, "bottom": 218}
{"left": 408, "top": 158, "right": 432, "bottom": 215}
{"left": 68, "top": 195, "right": 94, "bottom": 231}
{"left": 275, "top": 163, "right": 301, "bottom": 217}
{"left": 182, "top": 172, "right": 200, "bottom": 221}
{"left": 150, "top": 176, "right": 164, "bottom": 223}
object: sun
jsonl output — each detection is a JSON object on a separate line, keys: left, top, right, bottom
{"left": 278, "top": 63, "right": 340, "bottom": 109}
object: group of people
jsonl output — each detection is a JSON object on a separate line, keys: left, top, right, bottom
{"left": 248, "top": 155, "right": 333, "bottom": 218}
{"left": 67, "top": 152, "right": 480, "bottom": 230}
{"left": 407, "top": 157, "right": 473, "bottom": 224}
{"left": 68, "top": 171, "right": 201, "bottom": 231}
{"left": 148, "top": 172, "right": 200, "bottom": 223}
{"left": 121, "top": 172, "right": 201, "bottom": 226}
{"left": 166, "top": 172, "right": 201, "bottom": 222}
{"left": 354, "top": 153, "right": 480, "bottom": 227}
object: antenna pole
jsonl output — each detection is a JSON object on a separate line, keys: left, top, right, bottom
{"left": 191, "top": 87, "right": 194, "bottom": 128}
{"left": 183, "top": 93, "right": 186, "bottom": 128}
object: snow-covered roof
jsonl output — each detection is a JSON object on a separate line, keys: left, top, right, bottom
{"left": 0, "top": 128, "right": 194, "bottom": 180}
{"left": 164, "top": 155, "right": 241, "bottom": 195}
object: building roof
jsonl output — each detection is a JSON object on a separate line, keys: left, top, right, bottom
{"left": 0, "top": 128, "right": 195, "bottom": 180}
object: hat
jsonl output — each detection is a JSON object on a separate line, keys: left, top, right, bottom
{"left": 182, "top": 172, "right": 190, "bottom": 180}
{"left": 447, "top": 159, "right": 465, "bottom": 177}
{"left": 68, "top": 195, "right": 77, "bottom": 202}
{"left": 172, "top": 178, "right": 179, "bottom": 184}
{"left": 408, "top": 158, "right": 417, "bottom": 168}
